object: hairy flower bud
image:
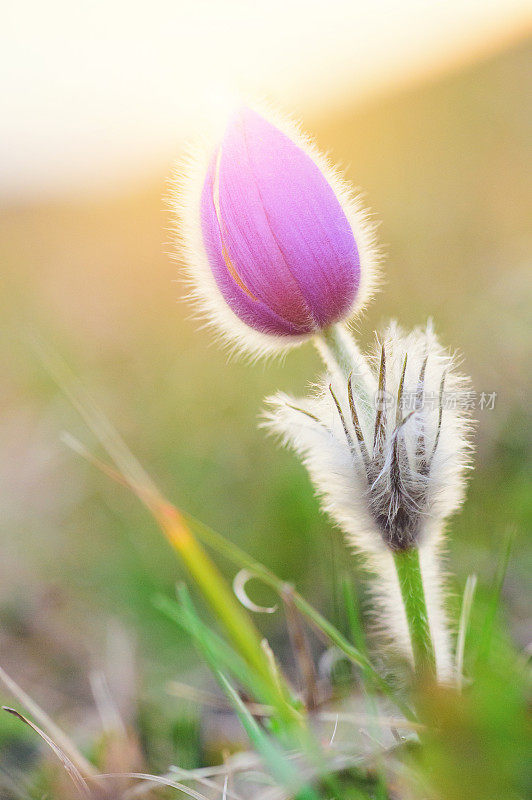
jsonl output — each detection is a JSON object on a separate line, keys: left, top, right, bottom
{"left": 173, "top": 105, "right": 379, "bottom": 357}
{"left": 265, "top": 322, "right": 473, "bottom": 678}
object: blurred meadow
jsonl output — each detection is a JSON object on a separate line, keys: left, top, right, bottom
{"left": 0, "top": 4, "right": 531, "bottom": 792}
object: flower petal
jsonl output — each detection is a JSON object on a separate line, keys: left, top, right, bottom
{"left": 200, "top": 107, "right": 360, "bottom": 336}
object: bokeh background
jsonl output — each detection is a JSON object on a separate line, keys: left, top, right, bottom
{"left": 1, "top": 0, "right": 531, "bottom": 783}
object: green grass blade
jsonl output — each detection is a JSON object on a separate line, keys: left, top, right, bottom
{"left": 342, "top": 577, "right": 390, "bottom": 799}
{"left": 475, "top": 529, "right": 515, "bottom": 668}
{"left": 455, "top": 574, "right": 477, "bottom": 690}
{"left": 183, "top": 513, "right": 415, "bottom": 721}
{"left": 155, "top": 591, "right": 291, "bottom": 715}
{"left": 342, "top": 576, "right": 369, "bottom": 660}
{"left": 215, "top": 672, "right": 321, "bottom": 800}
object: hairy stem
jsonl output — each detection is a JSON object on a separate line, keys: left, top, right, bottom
{"left": 316, "top": 324, "right": 355, "bottom": 376}
{"left": 315, "top": 324, "right": 374, "bottom": 416}
{"left": 393, "top": 548, "right": 436, "bottom": 681}
{"left": 315, "top": 324, "right": 438, "bottom": 685}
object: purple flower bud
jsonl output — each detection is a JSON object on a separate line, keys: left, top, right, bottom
{"left": 175, "top": 105, "right": 378, "bottom": 356}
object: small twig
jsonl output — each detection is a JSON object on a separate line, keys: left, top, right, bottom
{"left": 90, "top": 669, "right": 127, "bottom": 738}
{"left": 282, "top": 585, "right": 320, "bottom": 711}
{"left": 166, "top": 680, "right": 273, "bottom": 717}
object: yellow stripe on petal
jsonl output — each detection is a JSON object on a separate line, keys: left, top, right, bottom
{"left": 213, "top": 146, "right": 259, "bottom": 302}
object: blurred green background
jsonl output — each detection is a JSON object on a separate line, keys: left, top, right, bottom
{"left": 0, "top": 32, "right": 530, "bottom": 774}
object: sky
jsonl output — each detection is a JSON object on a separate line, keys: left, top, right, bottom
{"left": 2, "top": 0, "right": 531, "bottom": 199}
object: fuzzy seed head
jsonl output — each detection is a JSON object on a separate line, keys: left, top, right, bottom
{"left": 264, "top": 321, "right": 474, "bottom": 677}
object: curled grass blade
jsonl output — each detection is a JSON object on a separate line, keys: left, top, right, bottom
{"left": 183, "top": 514, "right": 416, "bottom": 722}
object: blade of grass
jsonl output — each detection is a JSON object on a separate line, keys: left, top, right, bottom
{"left": 184, "top": 514, "right": 415, "bottom": 722}
{"left": 66, "top": 427, "right": 413, "bottom": 723}
{"left": 166, "top": 680, "right": 272, "bottom": 716}
{"left": 45, "top": 348, "right": 302, "bottom": 731}
{"left": 37, "top": 345, "right": 273, "bottom": 675}
{"left": 102, "top": 771, "right": 212, "bottom": 800}
{"left": 281, "top": 587, "right": 319, "bottom": 711}
{"left": 63, "top": 432, "right": 283, "bottom": 708}
{"left": 342, "top": 577, "right": 390, "bottom": 799}
{"left": 455, "top": 574, "right": 477, "bottom": 690}
{"left": 157, "top": 595, "right": 258, "bottom": 689}
{"left": 342, "top": 576, "right": 368, "bottom": 662}
{"left": 155, "top": 504, "right": 300, "bottom": 727}
{"left": 0, "top": 666, "right": 97, "bottom": 781}
{"left": 47, "top": 343, "right": 411, "bottom": 723}
{"left": 215, "top": 673, "right": 321, "bottom": 800}
{"left": 170, "top": 590, "right": 318, "bottom": 781}
{"left": 476, "top": 530, "right": 514, "bottom": 667}
{"left": 155, "top": 589, "right": 288, "bottom": 717}
{"left": 2, "top": 708, "right": 90, "bottom": 799}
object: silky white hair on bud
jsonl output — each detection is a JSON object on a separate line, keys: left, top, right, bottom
{"left": 264, "top": 321, "right": 474, "bottom": 680}
{"left": 168, "top": 100, "right": 382, "bottom": 361}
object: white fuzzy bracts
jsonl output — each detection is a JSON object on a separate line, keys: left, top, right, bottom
{"left": 264, "top": 322, "right": 473, "bottom": 678}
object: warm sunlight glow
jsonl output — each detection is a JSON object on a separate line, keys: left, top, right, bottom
{"left": 2, "top": 0, "right": 530, "bottom": 197}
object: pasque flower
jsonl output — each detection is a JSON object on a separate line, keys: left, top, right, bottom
{"left": 265, "top": 322, "right": 473, "bottom": 679}
{"left": 174, "top": 103, "right": 474, "bottom": 684}
{"left": 173, "top": 105, "right": 378, "bottom": 357}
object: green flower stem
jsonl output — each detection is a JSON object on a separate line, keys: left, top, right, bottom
{"left": 393, "top": 548, "right": 436, "bottom": 681}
